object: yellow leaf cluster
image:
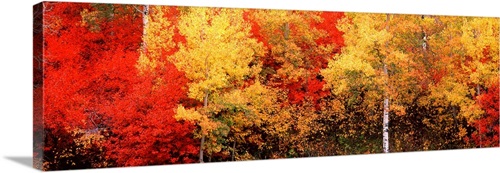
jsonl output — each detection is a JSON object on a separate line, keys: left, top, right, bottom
{"left": 137, "top": 6, "right": 176, "bottom": 73}
{"left": 170, "top": 7, "right": 264, "bottom": 102}
{"left": 460, "top": 18, "right": 499, "bottom": 86}
{"left": 321, "top": 13, "right": 391, "bottom": 95}
{"left": 174, "top": 105, "right": 202, "bottom": 122}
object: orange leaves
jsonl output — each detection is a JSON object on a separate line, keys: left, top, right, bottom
{"left": 320, "top": 13, "right": 499, "bottom": 153}
{"left": 38, "top": 3, "right": 500, "bottom": 169}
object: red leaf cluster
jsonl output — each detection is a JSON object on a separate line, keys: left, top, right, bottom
{"left": 471, "top": 82, "right": 499, "bottom": 147}
{"left": 40, "top": 3, "right": 198, "bottom": 169}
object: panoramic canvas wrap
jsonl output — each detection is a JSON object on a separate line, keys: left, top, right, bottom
{"left": 33, "top": 1, "right": 499, "bottom": 171}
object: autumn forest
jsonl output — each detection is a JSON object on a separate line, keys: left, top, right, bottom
{"left": 33, "top": 2, "right": 499, "bottom": 171}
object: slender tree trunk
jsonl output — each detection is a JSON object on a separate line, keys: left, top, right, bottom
{"left": 282, "top": 22, "right": 290, "bottom": 61}
{"left": 231, "top": 141, "right": 236, "bottom": 161}
{"left": 477, "top": 84, "right": 482, "bottom": 148}
{"left": 199, "top": 136, "right": 205, "bottom": 162}
{"left": 284, "top": 22, "right": 290, "bottom": 40}
{"left": 383, "top": 94, "right": 390, "bottom": 153}
{"left": 143, "top": 5, "right": 149, "bottom": 35}
{"left": 141, "top": 5, "right": 149, "bottom": 51}
{"left": 382, "top": 14, "right": 391, "bottom": 153}
{"left": 199, "top": 90, "right": 208, "bottom": 163}
{"left": 200, "top": 55, "right": 209, "bottom": 163}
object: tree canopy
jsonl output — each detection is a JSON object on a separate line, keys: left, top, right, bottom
{"left": 35, "top": 2, "right": 499, "bottom": 171}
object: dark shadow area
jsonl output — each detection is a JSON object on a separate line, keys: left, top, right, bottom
{"left": 5, "top": 156, "right": 33, "bottom": 169}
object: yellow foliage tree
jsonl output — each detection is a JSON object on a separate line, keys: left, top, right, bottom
{"left": 169, "top": 7, "right": 264, "bottom": 162}
{"left": 136, "top": 5, "right": 176, "bottom": 74}
{"left": 321, "top": 13, "right": 495, "bottom": 153}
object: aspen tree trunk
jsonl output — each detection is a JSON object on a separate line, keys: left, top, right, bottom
{"left": 477, "top": 85, "right": 482, "bottom": 148}
{"left": 284, "top": 22, "right": 290, "bottom": 40}
{"left": 383, "top": 69, "right": 390, "bottom": 153}
{"left": 200, "top": 91, "right": 208, "bottom": 163}
{"left": 282, "top": 22, "right": 290, "bottom": 60}
{"left": 141, "top": 5, "right": 149, "bottom": 50}
{"left": 382, "top": 14, "right": 390, "bottom": 153}
{"left": 200, "top": 56, "right": 209, "bottom": 163}
{"left": 143, "top": 5, "right": 149, "bottom": 36}
{"left": 231, "top": 141, "right": 236, "bottom": 161}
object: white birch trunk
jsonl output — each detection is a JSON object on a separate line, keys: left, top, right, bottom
{"left": 383, "top": 14, "right": 390, "bottom": 153}
{"left": 477, "top": 85, "right": 482, "bottom": 148}
{"left": 199, "top": 55, "right": 209, "bottom": 163}
{"left": 383, "top": 94, "right": 390, "bottom": 153}
{"left": 200, "top": 92, "right": 208, "bottom": 163}
{"left": 142, "top": 5, "right": 149, "bottom": 50}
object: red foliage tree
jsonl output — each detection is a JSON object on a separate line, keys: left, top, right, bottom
{"left": 287, "top": 11, "right": 344, "bottom": 106}
{"left": 41, "top": 3, "right": 113, "bottom": 170}
{"left": 470, "top": 82, "right": 499, "bottom": 147}
{"left": 247, "top": 11, "right": 344, "bottom": 106}
{"left": 314, "top": 12, "right": 345, "bottom": 50}
{"left": 42, "top": 2, "right": 198, "bottom": 169}
{"left": 104, "top": 63, "right": 199, "bottom": 166}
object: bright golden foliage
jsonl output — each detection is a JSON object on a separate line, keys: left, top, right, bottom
{"left": 137, "top": 6, "right": 176, "bottom": 73}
